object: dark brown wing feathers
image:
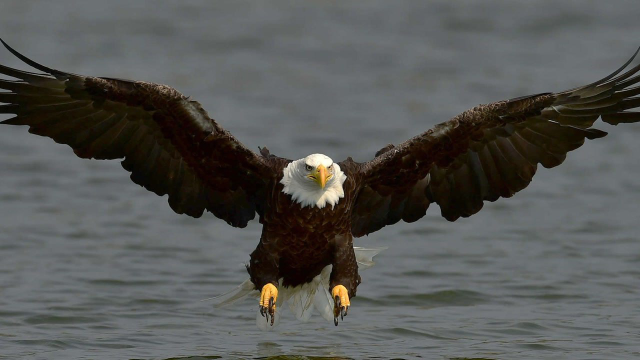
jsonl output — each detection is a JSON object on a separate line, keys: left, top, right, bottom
{"left": 0, "top": 40, "right": 283, "bottom": 227}
{"left": 352, "top": 49, "right": 640, "bottom": 237}
{"left": 3, "top": 40, "right": 639, "bottom": 236}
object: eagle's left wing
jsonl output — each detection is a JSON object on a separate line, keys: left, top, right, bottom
{"left": 351, "top": 49, "right": 640, "bottom": 237}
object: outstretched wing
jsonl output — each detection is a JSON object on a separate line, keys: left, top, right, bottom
{"left": 0, "top": 40, "right": 285, "bottom": 228}
{"left": 351, "top": 49, "right": 640, "bottom": 237}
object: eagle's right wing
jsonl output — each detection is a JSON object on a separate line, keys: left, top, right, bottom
{"left": 0, "top": 40, "right": 286, "bottom": 228}
{"left": 351, "top": 48, "right": 640, "bottom": 237}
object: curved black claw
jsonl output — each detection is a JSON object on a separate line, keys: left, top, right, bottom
{"left": 333, "top": 295, "right": 340, "bottom": 326}
{"left": 259, "top": 297, "right": 276, "bottom": 326}
{"left": 333, "top": 295, "right": 349, "bottom": 326}
{"left": 268, "top": 297, "right": 275, "bottom": 326}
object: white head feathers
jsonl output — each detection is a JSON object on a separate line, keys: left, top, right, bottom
{"left": 280, "top": 154, "right": 347, "bottom": 209}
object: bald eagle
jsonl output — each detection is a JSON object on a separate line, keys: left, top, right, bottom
{"left": 2, "top": 39, "right": 640, "bottom": 329}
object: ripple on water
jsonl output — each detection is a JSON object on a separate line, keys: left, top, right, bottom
{"left": 88, "top": 279, "right": 166, "bottom": 287}
{"left": 152, "top": 357, "right": 222, "bottom": 360}
{"left": 377, "top": 327, "right": 453, "bottom": 340}
{"left": 254, "top": 357, "right": 354, "bottom": 360}
{"left": 514, "top": 322, "right": 550, "bottom": 331}
{"left": 383, "top": 289, "right": 490, "bottom": 307}
{"left": 15, "top": 339, "right": 79, "bottom": 349}
{"left": 516, "top": 342, "right": 563, "bottom": 351}
{"left": 484, "top": 326, "right": 540, "bottom": 336}
{"left": 511, "top": 292, "right": 588, "bottom": 301}
{"left": 399, "top": 270, "right": 466, "bottom": 278}
{"left": 23, "top": 314, "right": 105, "bottom": 325}
{"left": 127, "top": 298, "right": 182, "bottom": 306}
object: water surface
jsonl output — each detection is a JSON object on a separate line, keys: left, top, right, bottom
{"left": 1, "top": 1, "right": 640, "bottom": 359}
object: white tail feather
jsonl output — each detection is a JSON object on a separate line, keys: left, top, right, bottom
{"left": 289, "top": 281, "right": 316, "bottom": 321}
{"left": 313, "top": 274, "right": 335, "bottom": 322}
{"left": 354, "top": 246, "right": 386, "bottom": 269}
{"left": 212, "top": 278, "right": 258, "bottom": 308}
{"left": 211, "top": 246, "right": 385, "bottom": 329}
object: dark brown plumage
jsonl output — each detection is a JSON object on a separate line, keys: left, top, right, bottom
{"left": 2, "top": 39, "right": 639, "bottom": 326}
{"left": 351, "top": 49, "right": 640, "bottom": 235}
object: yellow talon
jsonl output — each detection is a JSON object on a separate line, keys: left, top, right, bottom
{"left": 259, "top": 283, "right": 278, "bottom": 326}
{"left": 331, "top": 285, "right": 350, "bottom": 326}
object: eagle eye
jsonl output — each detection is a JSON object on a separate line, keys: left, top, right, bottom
{"left": 305, "top": 164, "right": 313, "bottom": 171}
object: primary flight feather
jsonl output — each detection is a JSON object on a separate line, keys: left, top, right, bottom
{"left": 1, "top": 39, "right": 639, "bottom": 328}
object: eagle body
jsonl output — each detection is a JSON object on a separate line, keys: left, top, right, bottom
{"left": 1, "top": 39, "right": 640, "bottom": 328}
{"left": 250, "top": 159, "right": 361, "bottom": 291}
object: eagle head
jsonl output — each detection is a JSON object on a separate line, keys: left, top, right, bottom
{"left": 280, "top": 154, "right": 347, "bottom": 209}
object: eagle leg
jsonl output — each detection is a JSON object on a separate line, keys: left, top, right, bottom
{"left": 259, "top": 283, "right": 278, "bottom": 326}
{"left": 248, "top": 242, "right": 280, "bottom": 326}
{"left": 329, "top": 234, "right": 360, "bottom": 326}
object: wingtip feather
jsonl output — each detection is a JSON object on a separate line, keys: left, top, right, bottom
{"left": 0, "top": 117, "right": 23, "bottom": 125}
{"left": 0, "top": 38, "right": 68, "bottom": 78}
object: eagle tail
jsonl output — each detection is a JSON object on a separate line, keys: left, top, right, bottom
{"left": 211, "top": 246, "right": 385, "bottom": 330}
{"left": 210, "top": 278, "right": 258, "bottom": 308}
{"left": 354, "top": 246, "right": 387, "bottom": 269}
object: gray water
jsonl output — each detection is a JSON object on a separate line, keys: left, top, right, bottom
{"left": 1, "top": 1, "right": 640, "bottom": 359}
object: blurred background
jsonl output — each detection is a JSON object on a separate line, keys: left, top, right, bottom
{"left": 1, "top": 1, "right": 639, "bottom": 359}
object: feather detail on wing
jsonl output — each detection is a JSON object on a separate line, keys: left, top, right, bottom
{"left": 351, "top": 48, "right": 640, "bottom": 237}
{"left": 0, "top": 40, "right": 286, "bottom": 227}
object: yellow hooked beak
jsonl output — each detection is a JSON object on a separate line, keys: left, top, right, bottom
{"left": 309, "top": 164, "right": 331, "bottom": 189}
